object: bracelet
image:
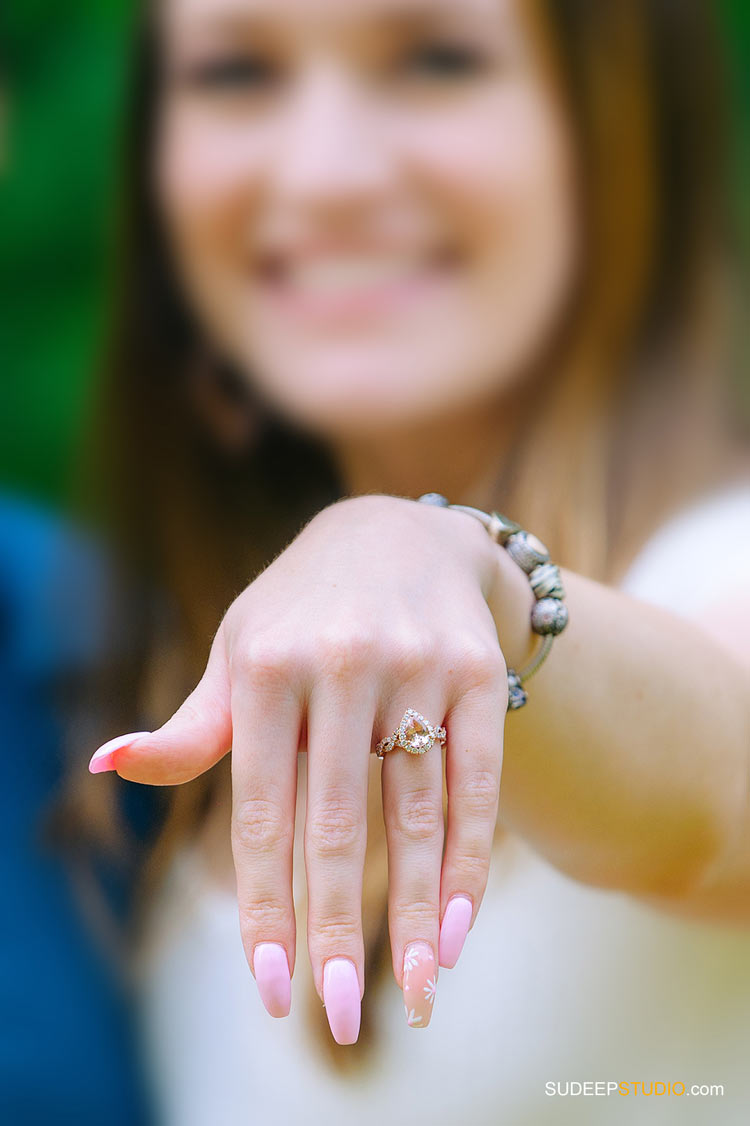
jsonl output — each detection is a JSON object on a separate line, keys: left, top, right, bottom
{"left": 417, "top": 493, "right": 569, "bottom": 710}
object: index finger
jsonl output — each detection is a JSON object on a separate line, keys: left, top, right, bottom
{"left": 230, "top": 649, "right": 303, "bottom": 1019}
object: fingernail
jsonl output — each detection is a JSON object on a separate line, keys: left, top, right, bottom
{"left": 402, "top": 941, "right": 437, "bottom": 1028}
{"left": 439, "top": 895, "right": 473, "bottom": 968}
{"left": 253, "top": 943, "right": 291, "bottom": 1018}
{"left": 88, "top": 731, "right": 152, "bottom": 774}
{"left": 322, "top": 957, "right": 361, "bottom": 1044}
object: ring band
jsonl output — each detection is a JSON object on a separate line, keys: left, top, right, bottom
{"left": 374, "top": 708, "right": 447, "bottom": 760}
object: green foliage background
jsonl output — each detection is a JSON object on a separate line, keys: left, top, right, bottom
{"left": 1, "top": 3, "right": 748, "bottom": 505}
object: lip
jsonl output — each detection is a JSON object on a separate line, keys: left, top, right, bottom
{"left": 252, "top": 246, "right": 459, "bottom": 328}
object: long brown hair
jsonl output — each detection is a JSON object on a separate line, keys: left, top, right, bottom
{"left": 51, "top": 0, "right": 748, "bottom": 1078}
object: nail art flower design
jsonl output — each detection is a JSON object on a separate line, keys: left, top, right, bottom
{"left": 403, "top": 947, "right": 420, "bottom": 975}
{"left": 402, "top": 942, "right": 437, "bottom": 1028}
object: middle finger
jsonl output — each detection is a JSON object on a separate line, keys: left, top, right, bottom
{"left": 305, "top": 662, "right": 378, "bottom": 1045}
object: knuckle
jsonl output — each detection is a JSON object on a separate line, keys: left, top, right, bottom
{"left": 233, "top": 796, "right": 289, "bottom": 852}
{"left": 390, "top": 898, "right": 438, "bottom": 929}
{"left": 319, "top": 629, "right": 376, "bottom": 681}
{"left": 309, "top": 913, "right": 362, "bottom": 947}
{"left": 394, "top": 788, "right": 444, "bottom": 842}
{"left": 390, "top": 633, "right": 434, "bottom": 682}
{"left": 461, "top": 768, "right": 500, "bottom": 818}
{"left": 451, "top": 848, "right": 491, "bottom": 886}
{"left": 238, "top": 896, "right": 289, "bottom": 935}
{"left": 231, "top": 639, "right": 296, "bottom": 687}
{"left": 306, "top": 794, "right": 364, "bottom": 856}
{"left": 453, "top": 640, "right": 506, "bottom": 688}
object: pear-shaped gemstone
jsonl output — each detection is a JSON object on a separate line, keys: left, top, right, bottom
{"left": 400, "top": 710, "right": 433, "bottom": 753}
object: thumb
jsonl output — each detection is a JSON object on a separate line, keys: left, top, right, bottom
{"left": 88, "top": 625, "right": 232, "bottom": 785}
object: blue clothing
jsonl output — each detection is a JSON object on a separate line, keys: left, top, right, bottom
{"left": 0, "top": 494, "right": 162, "bottom": 1125}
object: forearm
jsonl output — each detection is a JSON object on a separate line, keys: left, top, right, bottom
{"left": 488, "top": 549, "right": 750, "bottom": 920}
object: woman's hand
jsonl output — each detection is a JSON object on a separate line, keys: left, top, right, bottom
{"left": 89, "top": 494, "right": 521, "bottom": 1042}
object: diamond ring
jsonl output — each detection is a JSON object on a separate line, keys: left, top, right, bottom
{"left": 374, "top": 708, "right": 447, "bottom": 760}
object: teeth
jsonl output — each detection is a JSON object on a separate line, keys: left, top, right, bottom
{"left": 284, "top": 257, "right": 418, "bottom": 294}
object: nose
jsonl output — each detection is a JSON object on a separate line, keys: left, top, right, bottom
{"left": 268, "top": 62, "right": 394, "bottom": 211}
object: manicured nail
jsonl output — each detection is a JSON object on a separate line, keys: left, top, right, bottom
{"left": 402, "top": 941, "right": 437, "bottom": 1028}
{"left": 322, "top": 957, "right": 361, "bottom": 1044}
{"left": 88, "top": 731, "right": 152, "bottom": 774}
{"left": 253, "top": 943, "right": 291, "bottom": 1018}
{"left": 439, "top": 895, "right": 473, "bottom": 968}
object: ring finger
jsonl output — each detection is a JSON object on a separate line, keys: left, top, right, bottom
{"left": 380, "top": 692, "right": 446, "bottom": 1029}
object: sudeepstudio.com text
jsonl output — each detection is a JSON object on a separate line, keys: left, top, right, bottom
{"left": 545, "top": 1081, "right": 724, "bottom": 1098}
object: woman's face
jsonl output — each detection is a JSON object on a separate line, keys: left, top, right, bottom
{"left": 156, "top": 0, "right": 579, "bottom": 439}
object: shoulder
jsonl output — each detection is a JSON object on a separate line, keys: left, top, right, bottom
{"left": 617, "top": 475, "right": 750, "bottom": 667}
{"left": 618, "top": 476, "right": 750, "bottom": 611}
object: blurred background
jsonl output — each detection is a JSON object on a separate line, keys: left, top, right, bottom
{"left": 1, "top": 1, "right": 749, "bottom": 508}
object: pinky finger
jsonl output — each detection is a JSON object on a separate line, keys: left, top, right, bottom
{"left": 439, "top": 675, "right": 507, "bottom": 968}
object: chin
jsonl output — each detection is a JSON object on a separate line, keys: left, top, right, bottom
{"left": 269, "top": 388, "right": 436, "bottom": 440}
{"left": 242, "top": 332, "right": 506, "bottom": 435}
{"left": 248, "top": 353, "right": 470, "bottom": 438}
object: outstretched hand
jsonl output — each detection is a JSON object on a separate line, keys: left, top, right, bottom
{"left": 89, "top": 493, "right": 514, "bottom": 1042}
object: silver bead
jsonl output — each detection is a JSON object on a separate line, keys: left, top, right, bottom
{"left": 531, "top": 598, "right": 569, "bottom": 635}
{"left": 528, "top": 562, "right": 564, "bottom": 600}
{"left": 505, "top": 531, "right": 550, "bottom": 573}
{"left": 506, "top": 669, "right": 528, "bottom": 710}
{"left": 488, "top": 510, "right": 522, "bottom": 544}
{"left": 418, "top": 492, "right": 450, "bottom": 507}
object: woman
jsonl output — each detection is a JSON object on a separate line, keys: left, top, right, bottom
{"left": 67, "top": 0, "right": 750, "bottom": 1122}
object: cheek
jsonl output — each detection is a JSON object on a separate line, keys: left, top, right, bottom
{"left": 397, "top": 89, "right": 577, "bottom": 286}
{"left": 407, "top": 88, "right": 579, "bottom": 381}
{"left": 155, "top": 108, "right": 265, "bottom": 289}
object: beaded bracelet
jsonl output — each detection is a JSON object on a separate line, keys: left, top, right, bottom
{"left": 417, "top": 493, "right": 569, "bottom": 710}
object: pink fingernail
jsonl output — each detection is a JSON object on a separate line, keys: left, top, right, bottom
{"left": 253, "top": 943, "right": 291, "bottom": 1018}
{"left": 439, "top": 895, "right": 473, "bottom": 968}
{"left": 322, "top": 958, "right": 361, "bottom": 1044}
{"left": 88, "top": 731, "right": 152, "bottom": 774}
{"left": 403, "top": 941, "right": 437, "bottom": 1028}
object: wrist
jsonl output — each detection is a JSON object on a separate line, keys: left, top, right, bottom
{"left": 323, "top": 492, "right": 499, "bottom": 590}
{"left": 485, "top": 541, "right": 538, "bottom": 675}
{"left": 416, "top": 492, "right": 569, "bottom": 709}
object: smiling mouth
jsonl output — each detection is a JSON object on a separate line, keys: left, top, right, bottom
{"left": 254, "top": 247, "right": 460, "bottom": 321}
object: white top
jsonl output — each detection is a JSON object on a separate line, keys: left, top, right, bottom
{"left": 137, "top": 479, "right": 750, "bottom": 1126}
